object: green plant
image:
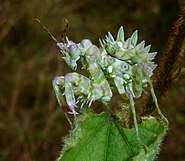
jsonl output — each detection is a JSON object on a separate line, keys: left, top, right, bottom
{"left": 58, "top": 109, "right": 167, "bottom": 161}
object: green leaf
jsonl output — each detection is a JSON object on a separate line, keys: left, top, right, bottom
{"left": 58, "top": 110, "right": 168, "bottom": 161}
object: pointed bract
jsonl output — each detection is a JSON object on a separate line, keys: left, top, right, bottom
{"left": 124, "top": 38, "right": 133, "bottom": 49}
{"left": 136, "top": 40, "right": 145, "bottom": 51}
{"left": 105, "top": 35, "right": 109, "bottom": 42}
{"left": 99, "top": 39, "right": 104, "bottom": 48}
{"left": 143, "top": 45, "right": 151, "bottom": 53}
{"left": 130, "top": 30, "right": 138, "bottom": 46}
{"left": 117, "top": 26, "right": 125, "bottom": 42}
{"left": 108, "top": 32, "right": 115, "bottom": 42}
{"left": 147, "top": 52, "right": 157, "bottom": 60}
{"left": 102, "top": 39, "right": 106, "bottom": 44}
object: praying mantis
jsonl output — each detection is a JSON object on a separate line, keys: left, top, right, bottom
{"left": 35, "top": 19, "right": 168, "bottom": 147}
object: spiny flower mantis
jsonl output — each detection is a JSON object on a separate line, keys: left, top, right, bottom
{"left": 35, "top": 19, "right": 168, "bottom": 148}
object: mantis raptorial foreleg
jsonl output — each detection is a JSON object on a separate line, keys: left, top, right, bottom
{"left": 52, "top": 76, "right": 73, "bottom": 126}
{"left": 53, "top": 73, "right": 91, "bottom": 124}
{"left": 53, "top": 71, "right": 113, "bottom": 124}
{"left": 53, "top": 76, "right": 65, "bottom": 107}
{"left": 64, "top": 73, "right": 91, "bottom": 109}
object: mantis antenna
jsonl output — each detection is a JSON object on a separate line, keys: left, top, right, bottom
{"left": 34, "top": 18, "right": 73, "bottom": 126}
{"left": 33, "top": 18, "right": 69, "bottom": 42}
{"left": 61, "top": 18, "right": 69, "bottom": 41}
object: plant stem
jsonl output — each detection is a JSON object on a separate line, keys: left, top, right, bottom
{"left": 142, "top": 10, "right": 185, "bottom": 116}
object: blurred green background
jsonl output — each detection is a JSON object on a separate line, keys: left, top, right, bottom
{"left": 0, "top": 0, "right": 185, "bottom": 161}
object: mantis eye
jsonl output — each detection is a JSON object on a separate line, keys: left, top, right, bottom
{"left": 81, "top": 39, "right": 92, "bottom": 49}
{"left": 69, "top": 44, "right": 78, "bottom": 54}
{"left": 121, "top": 62, "right": 129, "bottom": 71}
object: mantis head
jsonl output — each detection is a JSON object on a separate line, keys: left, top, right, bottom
{"left": 57, "top": 37, "right": 82, "bottom": 70}
{"left": 34, "top": 19, "right": 94, "bottom": 70}
{"left": 57, "top": 38, "right": 93, "bottom": 70}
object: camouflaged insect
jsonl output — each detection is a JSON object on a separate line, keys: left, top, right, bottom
{"left": 52, "top": 27, "right": 168, "bottom": 146}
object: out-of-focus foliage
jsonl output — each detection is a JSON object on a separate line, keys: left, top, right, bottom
{"left": 0, "top": 0, "right": 184, "bottom": 161}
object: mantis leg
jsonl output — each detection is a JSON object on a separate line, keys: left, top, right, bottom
{"left": 53, "top": 73, "right": 91, "bottom": 124}
{"left": 64, "top": 72, "right": 91, "bottom": 109}
{"left": 64, "top": 72, "right": 113, "bottom": 108}
{"left": 52, "top": 76, "right": 73, "bottom": 126}
{"left": 147, "top": 80, "right": 168, "bottom": 123}
{"left": 53, "top": 69, "right": 113, "bottom": 126}
{"left": 114, "top": 78, "right": 145, "bottom": 148}
{"left": 54, "top": 72, "right": 112, "bottom": 124}
{"left": 127, "top": 92, "right": 147, "bottom": 151}
{"left": 127, "top": 92, "right": 143, "bottom": 146}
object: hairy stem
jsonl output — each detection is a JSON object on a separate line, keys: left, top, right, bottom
{"left": 142, "top": 10, "right": 185, "bottom": 115}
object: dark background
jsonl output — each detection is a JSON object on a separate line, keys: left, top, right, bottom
{"left": 0, "top": 0, "right": 185, "bottom": 160}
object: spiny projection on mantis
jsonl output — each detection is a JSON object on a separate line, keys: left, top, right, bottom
{"left": 35, "top": 19, "right": 168, "bottom": 147}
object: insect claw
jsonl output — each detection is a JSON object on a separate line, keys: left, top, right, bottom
{"left": 88, "top": 97, "right": 94, "bottom": 107}
{"left": 88, "top": 101, "right": 92, "bottom": 107}
{"left": 81, "top": 100, "right": 86, "bottom": 109}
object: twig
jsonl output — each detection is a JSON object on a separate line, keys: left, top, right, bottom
{"left": 142, "top": 10, "right": 185, "bottom": 115}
